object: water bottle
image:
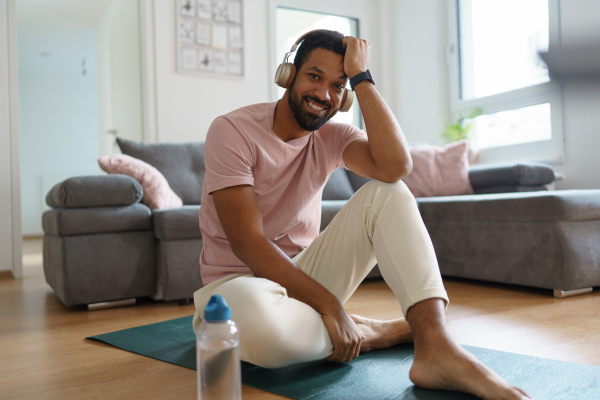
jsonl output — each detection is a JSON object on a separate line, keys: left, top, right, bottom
{"left": 196, "top": 294, "right": 241, "bottom": 400}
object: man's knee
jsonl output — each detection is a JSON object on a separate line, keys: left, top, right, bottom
{"left": 361, "top": 179, "right": 415, "bottom": 205}
{"left": 212, "top": 277, "right": 331, "bottom": 368}
{"left": 212, "top": 277, "right": 286, "bottom": 324}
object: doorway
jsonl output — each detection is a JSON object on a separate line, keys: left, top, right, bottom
{"left": 17, "top": 0, "right": 145, "bottom": 236}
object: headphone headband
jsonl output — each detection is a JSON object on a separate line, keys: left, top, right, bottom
{"left": 289, "top": 29, "right": 332, "bottom": 52}
{"left": 281, "top": 29, "right": 334, "bottom": 64}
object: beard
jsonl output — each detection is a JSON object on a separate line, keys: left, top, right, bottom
{"left": 287, "top": 85, "right": 334, "bottom": 132}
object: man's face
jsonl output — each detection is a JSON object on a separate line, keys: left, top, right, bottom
{"left": 287, "top": 48, "right": 348, "bottom": 132}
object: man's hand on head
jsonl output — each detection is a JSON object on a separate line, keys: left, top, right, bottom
{"left": 342, "top": 36, "right": 371, "bottom": 79}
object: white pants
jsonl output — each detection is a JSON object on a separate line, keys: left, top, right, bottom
{"left": 193, "top": 180, "right": 448, "bottom": 368}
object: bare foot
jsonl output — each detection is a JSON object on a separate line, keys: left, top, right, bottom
{"left": 409, "top": 333, "right": 531, "bottom": 400}
{"left": 350, "top": 315, "right": 413, "bottom": 353}
{"left": 409, "top": 320, "right": 531, "bottom": 400}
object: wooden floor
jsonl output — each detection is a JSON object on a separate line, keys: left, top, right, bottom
{"left": 1, "top": 238, "right": 600, "bottom": 399}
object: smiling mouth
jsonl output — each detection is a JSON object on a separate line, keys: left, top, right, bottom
{"left": 305, "top": 97, "right": 330, "bottom": 113}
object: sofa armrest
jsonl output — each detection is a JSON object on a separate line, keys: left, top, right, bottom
{"left": 46, "top": 174, "right": 143, "bottom": 208}
{"left": 42, "top": 204, "right": 152, "bottom": 236}
{"left": 469, "top": 162, "right": 555, "bottom": 190}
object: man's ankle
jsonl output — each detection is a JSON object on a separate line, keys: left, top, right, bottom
{"left": 406, "top": 298, "right": 453, "bottom": 346}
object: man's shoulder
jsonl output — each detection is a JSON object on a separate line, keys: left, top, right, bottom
{"left": 207, "top": 101, "right": 277, "bottom": 143}
{"left": 317, "top": 120, "right": 362, "bottom": 136}
{"left": 221, "top": 101, "right": 276, "bottom": 123}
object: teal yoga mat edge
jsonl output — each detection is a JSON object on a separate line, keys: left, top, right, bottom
{"left": 86, "top": 315, "right": 197, "bottom": 370}
{"left": 86, "top": 315, "right": 600, "bottom": 400}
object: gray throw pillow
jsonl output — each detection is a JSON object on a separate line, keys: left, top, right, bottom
{"left": 117, "top": 138, "right": 205, "bottom": 205}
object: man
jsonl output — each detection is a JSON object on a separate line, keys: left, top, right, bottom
{"left": 193, "top": 30, "right": 530, "bottom": 400}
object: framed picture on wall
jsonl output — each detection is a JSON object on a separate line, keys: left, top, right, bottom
{"left": 176, "top": 0, "right": 244, "bottom": 77}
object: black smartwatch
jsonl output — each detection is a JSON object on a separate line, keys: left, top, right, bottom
{"left": 349, "top": 70, "right": 375, "bottom": 90}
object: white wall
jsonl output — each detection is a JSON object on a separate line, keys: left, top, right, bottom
{"left": 1, "top": 0, "right": 22, "bottom": 275}
{"left": 152, "top": 0, "right": 271, "bottom": 143}
{"left": 151, "top": 0, "right": 383, "bottom": 143}
{"left": 385, "top": 0, "right": 450, "bottom": 146}
{"left": 552, "top": 0, "right": 600, "bottom": 190}
{"left": 18, "top": 9, "right": 101, "bottom": 235}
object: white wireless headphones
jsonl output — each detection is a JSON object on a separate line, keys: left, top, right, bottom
{"left": 274, "top": 30, "right": 354, "bottom": 113}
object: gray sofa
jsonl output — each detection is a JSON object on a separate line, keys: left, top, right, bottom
{"left": 42, "top": 138, "right": 600, "bottom": 307}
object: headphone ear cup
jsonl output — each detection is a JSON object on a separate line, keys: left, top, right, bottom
{"left": 275, "top": 63, "right": 296, "bottom": 88}
{"left": 338, "top": 89, "right": 354, "bottom": 112}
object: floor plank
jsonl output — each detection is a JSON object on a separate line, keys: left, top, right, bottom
{"left": 1, "top": 238, "right": 598, "bottom": 399}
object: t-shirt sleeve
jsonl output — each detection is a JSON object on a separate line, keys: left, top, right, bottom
{"left": 322, "top": 122, "right": 368, "bottom": 169}
{"left": 204, "top": 116, "right": 255, "bottom": 194}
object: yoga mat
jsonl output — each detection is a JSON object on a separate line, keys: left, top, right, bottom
{"left": 87, "top": 316, "right": 600, "bottom": 400}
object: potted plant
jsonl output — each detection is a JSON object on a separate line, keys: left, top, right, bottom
{"left": 443, "top": 107, "right": 483, "bottom": 164}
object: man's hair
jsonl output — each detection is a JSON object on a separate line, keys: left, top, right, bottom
{"left": 293, "top": 30, "right": 345, "bottom": 72}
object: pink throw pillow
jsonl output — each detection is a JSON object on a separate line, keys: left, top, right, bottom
{"left": 98, "top": 154, "right": 183, "bottom": 209}
{"left": 402, "top": 140, "right": 474, "bottom": 198}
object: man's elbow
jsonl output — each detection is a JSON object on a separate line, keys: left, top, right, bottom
{"left": 379, "top": 159, "right": 412, "bottom": 183}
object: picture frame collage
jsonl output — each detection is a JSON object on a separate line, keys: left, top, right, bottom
{"left": 177, "top": 0, "right": 244, "bottom": 76}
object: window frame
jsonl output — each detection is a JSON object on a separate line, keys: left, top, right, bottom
{"left": 267, "top": 0, "right": 364, "bottom": 128}
{"left": 446, "top": 0, "right": 565, "bottom": 164}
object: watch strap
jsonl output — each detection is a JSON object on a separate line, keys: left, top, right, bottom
{"left": 349, "top": 70, "right": 375, "bottom": 90}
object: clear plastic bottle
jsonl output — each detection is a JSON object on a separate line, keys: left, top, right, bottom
{"left": 196, "top": 295, "right": 241, "bottom": 400}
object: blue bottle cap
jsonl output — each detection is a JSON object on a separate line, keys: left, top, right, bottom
{"left": 204, "top": 294, "right": 232, "bottom": 322}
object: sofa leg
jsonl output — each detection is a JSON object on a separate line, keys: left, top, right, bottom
{"left": 88, "top": 298, "right": 137, "bottom": 310}
{"left": 553, "top": 288, "right": 593, "bottom": 298}
{"left": 179, "top": 298, "right": 192, "bottom": 306}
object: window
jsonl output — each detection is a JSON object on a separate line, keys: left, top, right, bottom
{"left": 447, "top": 0, "right": 563, "bottom": 164}
{"left": 271, "top": 6, "right": 361, "bottom": 128}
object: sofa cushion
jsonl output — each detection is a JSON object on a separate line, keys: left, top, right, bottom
{"left": 417, "top": 190, "right": 600, "bottom": 223}
{"left": 116, "top": 138, "right": 205, "bottom": 205}
{"left": 346, "top": 170, "right": 371, "bottom": 192}
{"left": 402, "top": 140, "right": 473, "bottom": 198}
{"left": 155, "top": 238, "right": 204, "bottom": 301}
{"left": 43, "top": 231, "right": 157, "bottom": 306}
{"left": 46, "top": 175, "right": 142, "bottom": 208}
{"left": 98, "top": 154, "right": 183, "bottom": 210}
{"left": 474, "top": 185, "right": 548, "bottom": 194}
{"left": 42, "top": 204, "right": 152, "bottom": 236}
{"left": 419, "top": 189, "right": 600, "bottom": 292}
{"left": 153, "top": 205, "right": 202, "bottom": 240}
{"left": 322, "top": 167, "right": 355, "bottom": 200}
{"left": 320, "top": 200, "right": 347, "bottom": 231}
{"left": 469, "top": 162, "right": 555, "bottom": 188}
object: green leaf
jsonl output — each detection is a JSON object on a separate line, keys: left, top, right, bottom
{"left": 442, "top": 107, "right": 484, "bottom": 142}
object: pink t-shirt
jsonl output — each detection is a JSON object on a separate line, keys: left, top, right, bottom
{"left": 199, "top": 101, "right": 367, "bottom": 284}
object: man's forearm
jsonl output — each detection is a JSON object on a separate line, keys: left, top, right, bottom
{"left": 354, "top": 81, "right": 412, "bottom": 179}
{"left": 230, "top": 231, "right": 342, "bottom": 315}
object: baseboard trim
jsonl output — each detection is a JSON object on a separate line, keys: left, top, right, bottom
{"left": 23, "top": 235, "right": 43, "bottom": 240}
